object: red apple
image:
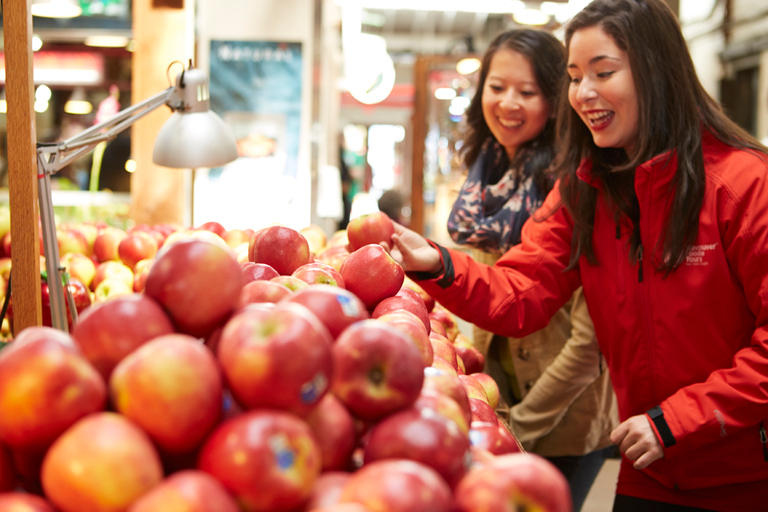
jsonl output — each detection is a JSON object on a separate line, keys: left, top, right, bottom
{"left": 40, "top": 275, "right": 92, "bottom": 331}
{"left": 110, "top": 334, "right": 223, "bottom": 455}
{"left": 453, "top": 453, "right": 572, "bottom": 512}
{"left": 467, "top": 421, "right": 523, "bottom": 456}
{"left": 470, "top": 372, "right": 500, "bottom": 410}
{"left": 0, "top": 493, "right": 57, "bottom": 511}
{"left": 282, "top": 284, "right": 369, "bottom": 339}
{"left": 364, "top": 407, "right": 471, "bottom": 488}
{"left": 375, "top": 310, "right": 433, "bottom": 366}
{"left": 249, "top": 225, "right": 312, "bottom": 275}
{"left": 430, "top": 304, "right": 459, "bottom": 341}
{"left": 197, "top": 409, "right": 322, "bottom": 512}
{"left": 41, "top": 412, "right": 164, "bottom": 512}
{"left": 331, "top": 319, "right": 425, "bottom": 421}
{"left": 60, "top": 251, "right": 97, "bottom": 289}
{"left": 217, "top": 302, "right": 334, "bottom": 417}
{"left": 414, "top": 389, "right": 470, "bottom": 435}
{"left": 459, "top": 374, "right": 490, "bottom": 404}
{"left": 338, "top": 459, "right": 452, "bottom": 512}
{"left": 132, "top": 258, "right": 154, "bottom": 293}
{"left": 71, "top": 293, "right": 175, "bottom": 380}
{"left": 293, "top": 261, "right": 345, "bottom": 288}
{"left": 469, "top": 397, "right": 497, "bottom": 424}
{"left": 340, "top": 244, "right": 404, "bottom": 310}
{"left": 118, "top": 230, "right": 159, "bottom": 270}
{"left": 431, "top": 356, "right": 459, "bottom": 377}
{"left": 0, "top": 442, "right": 15, "bottom": 492}
{"left": 402, "top": 276, "right": 435, "bottom": 312}
{"left": 145, "top": 239, "right": 244, "bottom": 338}
{"left": 422, "top": 367, "right": 472, "bottom": 427}
{"left": 195, "top": 221, "right": 227, "bottom": 238}
{"left": 0, "top": 326, "right": 106, "bottom": 453}
{"left": 271, "top": 274, "right": 310, "bottom": 292}
{"left": 372, "top": 295, "right": 430, "bottom": 334}
{"left": 127, "top": 470, "right": 239, "bottom": 512}
{"left": 346, "top": 211, "right": 395, "bottom": 252}
{"left": 57, "top": 226, "right": 89, "bottom": 256}
{"left": 237, "top": 279, "right": 293, "bottom": 308}
{"left": 455, "top": 338, "right": 485, "bottom": 375}
{"left": 91, "top": 260, "right": 134, "bottom": 292}
{"left": 430, "top": 332, "right": 459, "bottom": 371}
{"left": 241, "top": 261, "right": 280, "bottom": 283}
{"left": 305, "top": 393, "right": 357, "bottom": 471}
{"left": 93, "top": 226, "right": 127, "bottom": 263}
{"left": 430, "top": 318, "right": 448, "bottom": 338}
{"left": 0, "top": 257, "right": 12, "bottom": 282}
{"left": 303, "top": 471, "right": 353, "bottom": 511}
{"left": 316, "top": 244, "right": 350, "bottom": 272}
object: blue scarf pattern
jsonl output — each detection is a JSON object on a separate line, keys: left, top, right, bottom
{"left": 447, "top": 140, "right": 544, "bottom": 255}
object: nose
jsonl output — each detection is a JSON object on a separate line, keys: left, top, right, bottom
{"left": 499, "top": 90, "right": 521, "bottom": 111}
{"left": 575, "top": 78, "right": 598, "bottom": 104}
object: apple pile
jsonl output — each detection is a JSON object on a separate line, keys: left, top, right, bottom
{"left": 0, "top": 216, "right": 573, "bottom": 512}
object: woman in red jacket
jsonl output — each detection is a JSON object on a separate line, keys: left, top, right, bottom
{"left": 387, "top": 0, "right": 768, "bottom": 510}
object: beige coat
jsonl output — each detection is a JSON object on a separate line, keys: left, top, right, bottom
{"left": 472, "top": 249, "right": 618, "bottom": 457}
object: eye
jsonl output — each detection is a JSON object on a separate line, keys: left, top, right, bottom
{"left": 488, "top": 84, "right": 503, "bottom": 92}
{"left": 597, "top": 71, "right": 615, "bottom": 79}
{"left": 521, "top": 90, "right": 537, "bottom": 96}
{"left": 569, "top": 77, "right": 581, "bottom": 84}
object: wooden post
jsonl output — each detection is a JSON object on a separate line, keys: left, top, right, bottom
{"left": 4, "top": 0, "right": 42, "bottom": 332}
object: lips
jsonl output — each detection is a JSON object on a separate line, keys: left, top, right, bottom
{"left": 584, "top": 110, "right": 613, "bottom": 130}
{"left": 498, "top": 118, "right": 523, "bottom": 128}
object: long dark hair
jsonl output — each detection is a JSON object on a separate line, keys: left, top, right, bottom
{"left": 554, "top": 0, "right": 767, "bottom": 273}
{"left": 460, "top": 29, "right": 566, "bottom": 194}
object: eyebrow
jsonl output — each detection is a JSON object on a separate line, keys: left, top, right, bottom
{"left": 567, "top": 55, "right": 621, "bottom": 69}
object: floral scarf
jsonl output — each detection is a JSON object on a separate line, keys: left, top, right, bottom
{"left": 447, "top": 139, "right": 545, "bottom": 255}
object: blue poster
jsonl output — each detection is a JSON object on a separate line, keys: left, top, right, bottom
{"left": 209, "top": 40, "right": 302, "bottom": 179}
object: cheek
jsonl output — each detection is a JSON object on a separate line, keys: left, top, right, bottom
{"left": 568, "top": 87, "right": 579, "bottom": 110}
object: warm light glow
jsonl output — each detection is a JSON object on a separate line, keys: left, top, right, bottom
{"left": 31, "top": 0, "right": 82, "bottom": 18}
{"left": 64, "top": 88, "right": 93, "bottom": 115}
{"left": 456, "top": 57, "right": 481, "bottom": 75}
{"left": 513, "top": 8, "right": 551, "bottom": 25}
{"left": 32, "top": 35, "right": 44, "bottom": 52}
{"left": 435, "top": 88, "right": 457, "bottom": 100}
{"left": 125, "top": 159, "right": 137, "bottom": 173}
{"left": 336, "top": 0, "right": 525, "bottom": 13}
{"left": 34, "top": 100, "right": 49, "bottom": 113}
{"left": 0, "top": 100, "right": 6, "bottom": 114}
{"left": 35, "top": 85, "right": 52, "bottom": 102}
{"left": 84, "top": 35, "right": 130, "bottom": 48}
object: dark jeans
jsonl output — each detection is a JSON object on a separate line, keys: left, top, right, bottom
{"left": 613, "top": 495, "right": 716, "bottom": 511}
{"left": 547, "top": 446, "right": 616, "bottom": 512}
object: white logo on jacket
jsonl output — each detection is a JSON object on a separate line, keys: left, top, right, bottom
{"left": 685, "top": 243, "right": 718, "bottom": 266}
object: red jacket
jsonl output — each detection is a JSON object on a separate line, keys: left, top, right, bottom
{"left": 418, "top": 133, "right": 768, "bottom": 502}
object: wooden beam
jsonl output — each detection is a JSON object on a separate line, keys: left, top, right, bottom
{"left": 5, "top": 0, "right": 42, "bottom": 333}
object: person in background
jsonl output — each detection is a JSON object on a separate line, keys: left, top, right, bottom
{"left": 446, "top": 28, "right": 617, "bottom": 512}
{"left": 384, "top": 1, "right": 768, "bottom": 510}
{"left": 378, "top": 189, "right": 406, "bottom": 225}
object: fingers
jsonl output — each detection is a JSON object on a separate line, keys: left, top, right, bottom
{"left": 610, "top": 423, "right": 628, "bottom": 446}
{"left": 611, "top": 415, "right": 664, "bottom": 470}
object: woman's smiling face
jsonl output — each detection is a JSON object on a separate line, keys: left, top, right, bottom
{"left": 481, "top": 48, "right": 551, "bottom": 161}
{"left": 567, "top": 26, "right": 640, "bottom": 155}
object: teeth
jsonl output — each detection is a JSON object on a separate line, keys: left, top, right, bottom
{"left": 586, "top": 111, "right": 612, "bottom": 121}
{"left": 499, "top": 119, "right": 523, "bottom": 128}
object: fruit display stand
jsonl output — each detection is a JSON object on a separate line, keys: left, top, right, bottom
{"left": 0, "top": 214, "right": 573, "bottom": 511}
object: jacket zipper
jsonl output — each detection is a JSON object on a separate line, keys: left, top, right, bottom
{"left": 761, "top": 421, "right": 768, "bottom": 462}
{"left": 636, "top": 244, "right": 643, "bottom": 282}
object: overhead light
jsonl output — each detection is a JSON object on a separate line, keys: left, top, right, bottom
{"left": 435, "top": 88, "right": 457, "bottom": 100}
{"left": 31, "top": 0, "right": 82, "bottom": 18}
{"left": 456, "top": 57, "right": 481, "bottom": 75}
{"left": 336, "top": 0, "right": 525, "bottom": 14}
{"left": 32, "top": 35, "right": 44, "bottom": 52}
{"left": 84, "top": 35, "right": 131, "bottom": 48}
{"left": 64, "top": 87, "right": 93, "bottom": 115}
{"left": 513, "top": 8, "right": 551, "bottom": 26}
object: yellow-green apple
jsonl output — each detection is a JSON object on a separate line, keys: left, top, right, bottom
{"left": 331, "top": 319, "right": 425, "bottom": 421}
{"left": 132, "top": 258, "right": 154, "bottom": 293}
{"left": 91, "top": 260, "right": 134, "bottom": 292}
{"left": 470, "top": 373, "right": 500, "bottom": 410}
{"left": 328, "top": 229, "right": 349, "bottom": 248}
{"left": 305, "top": 393, "right": 357, "bottom": 472}
{"left": 300, "top": 224, "right": 328, "bottom": 256}
{"left": 56, "top": 225, "right": 89, "bottom": 256}
{"left": 195, "top": 220, "right": 227, "bottom": 238}
{"left": 375, "top": 310, "right": 433, "bottom": 366}
{"left": 237, "top": 279, "right": 293, "bottom": 309}
{"left": 118, "top": 230, "right": 159, "bottom": 270}
{"left": 93, "top": 277, "right": 134, "bottom": 303}
{"left": 429, "top": 304, "right": 459, "bottom": 341}
{"left": 372, "top": 295, "right": 430, "bottom": 334}
{"left": 346, "top": 211, "right": 395, "bottom": 252}
{"left": 249, "top": 225, "right": 312, "bottom": 275}
{"left": 93, "top": 226, "right": 127, "bottom": 263}
{"left": 316, "top": 245, "right": 350, "bottom": 272}
{"left": 282, "top": 284, "right": 369, "bottom": 339}
{"left": 217, "top": 302, "right": 334, "bottom": 417}
{"left": 0, "top": 493, "right": 57, "bottom": 511}
{"left": 127, "top": 470, "right": 240, "bottom": 512}
{"left": 422, "top": 367, "right": 472, "bottom": 427}
{"left": 430, "top": 332, "right": 459, "bottom": 371}
{"left": 41, "top": 412, "right": 164, "bottom": 512}
{"left": 453, "top": 452, "right": 571, "bottom": 512}
{"left": 363, "top": 406, "right": 471, "bottom": 488}
{"left": 292, "top": 261, "right": 345, "bottom": 288}
{"left": 303, "top": 471, "right": 353, "bottom": 510}
{"left": 459, "top": 374, "right": 490, "bottom": 404}
{"left": 402, "top": 276, "right": 435, "bottom": 312}
{"left": 454, "top": 337, "right": 485, "bottom": 375}
{"left": 0, "top": 326, "right": 106, "bottom": 454}
{"left": 74, "top": 222, "right": 99, "bottom": 254}
{"left": 197, "top": 409, "right": 322, "bottom": 512}
{"left": 60, "top": 251, "right": 97, "bottom": 289}
{"left": 234, "top": 242, "right": 249, "bottom": 263}
{"left": 271, "top": 274, "right": 310, "bottom": 293}
{"left": 468, "top": 397, "right": 497, "bottom": 424}
{"left": 0, "top": 442, "right": 15, "bottom": 492}
{"left": 241, "top": 261, "right": 280, "bottom": 283}
{"left": 414, "top": 389, "right": 470, "bottom": 435}
{"left": 145, "top": 238, "right": 244, "bottom": 338}
{"left": 71, "top": 293, "right": 175, "bottom": 380}
{"left": 430, "top": 318, "right": 448, "bottom": 338}
{"left": 339, "top": 244, "right": 404, "bottom": 310}
{"left": 338, "top": 459, "right": 452, "bottom": 512}
{"left": 467, "top": 421, "right": 522, "bottom": 456}
{"left": 223, "top": 228, "right": 253, "bottom": 249}
{"left": 110, "top": 334, "right": 223, "bottom": 455}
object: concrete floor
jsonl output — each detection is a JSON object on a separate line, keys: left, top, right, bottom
{"left": 582, "top": 457, "right": 620, "bottom": 512}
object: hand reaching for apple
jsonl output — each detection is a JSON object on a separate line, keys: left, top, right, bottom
{"left": 381, "top": 223, "right": 443, "bottom": 276}
{"left": 610, "top": 414, "right": 664, "bottom": 470}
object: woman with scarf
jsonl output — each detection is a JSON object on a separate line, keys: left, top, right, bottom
{"left": 446, "top": 29, "right": 617, "bottom": 511}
